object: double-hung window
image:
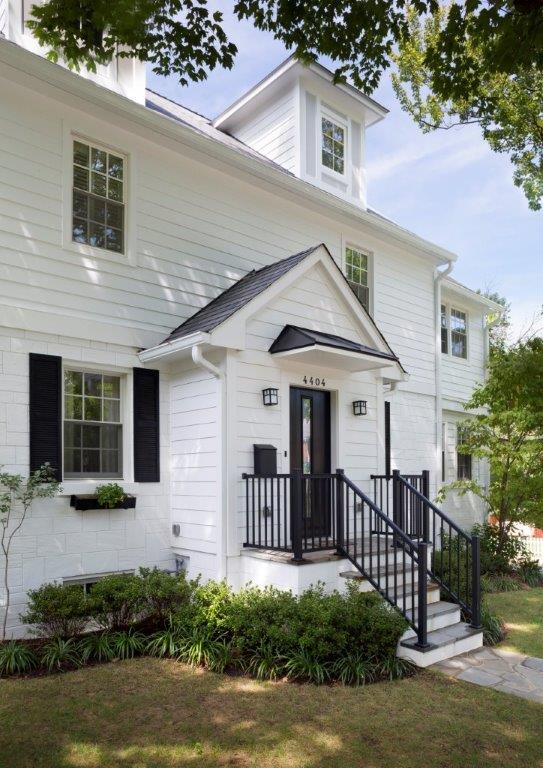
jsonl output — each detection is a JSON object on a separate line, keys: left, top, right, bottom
{"left": 345, "top": 246, "right": 370, "bottom": 312}
{"left": 72, "top": 139, "right": 125, "bottom": 254}
{"left": 64, "top": 370, "right": 123, "bottom": 478}
{"left": 441, "top": 305, "right": 468, "bottom": 359}
{"left": 321, "top": 116, "right": 345, "bottom": 175}
{"left": 456, "top": 425, "right": 472, "bottom": 480}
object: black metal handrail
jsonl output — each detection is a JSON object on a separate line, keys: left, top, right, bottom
{"left": 242, "top": 469, "right": 432, "bottom": 649}
{"left": 337, "top": 471, "right": 430, "bottom": 649}
{"left": 395, "top": 472, "right": 481, "bottom": 629}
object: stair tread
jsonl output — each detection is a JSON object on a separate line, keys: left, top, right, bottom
{"left": 405, "top": 600, "right": 459, "bottom": 621}
{"left": 339, "top": 570, "right": 439, "bottom": 594}
{"left": 401, "top": 621, "right": 482, "bottom": 651}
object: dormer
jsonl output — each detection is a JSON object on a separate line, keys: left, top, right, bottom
{"left": 3, "top": 0, "right": 146, "bottom": 103}
{"left": 214, "top": 56, "right": 387, "bottom": 209}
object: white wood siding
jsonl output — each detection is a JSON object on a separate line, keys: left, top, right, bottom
{"left": 169, "top": 361, "right": 220, "bottom": 581}
{"left": 0, "top": 327, "right": 172, "bottom": 638}
{"left": 441, "top": 296, "right": 486, "bottom": 405}
{"left": 233, "top": 91, "right": 297, "bottom": 173}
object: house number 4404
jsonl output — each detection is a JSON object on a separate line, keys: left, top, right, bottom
{"left": 303, "top": 376, "right": 326, "bottom": 387}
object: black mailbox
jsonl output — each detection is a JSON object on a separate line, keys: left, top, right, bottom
{"left": 253, "top": 444, "right": 277, "bottom": 476}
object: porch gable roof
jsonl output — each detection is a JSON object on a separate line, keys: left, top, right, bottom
{"left": 144, "top": 243, "right": 406, "bottom": 378}
{"left": 161, "top": 245, "right": 320, "bottom": 344}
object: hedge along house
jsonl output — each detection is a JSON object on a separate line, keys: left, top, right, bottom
{"left": 0, "top": 4, "right": 503, "bottom": 663}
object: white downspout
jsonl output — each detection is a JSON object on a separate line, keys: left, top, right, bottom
{"left": 434, "top": 260, "right": 454, "bottom": 490}
{"left": 191, "top": 345, "right": 228, "bottom": 580}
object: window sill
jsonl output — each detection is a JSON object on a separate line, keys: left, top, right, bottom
{"left": 69, "top": 494, "right": 137, "bottom": 511}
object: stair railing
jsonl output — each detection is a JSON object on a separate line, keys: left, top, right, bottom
{"left": 335, "top": 470, "right": 431, "bottom": 650}
{"left": 394, "top": 471, "right": 481, "bottom": 629}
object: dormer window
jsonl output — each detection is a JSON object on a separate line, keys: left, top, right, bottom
{"left": 321, "top": 115, "right": 345, "bottom": 176}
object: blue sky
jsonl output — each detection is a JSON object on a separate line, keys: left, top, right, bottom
{"left": 147, "top": 6, "right": 542, "bottom": 339}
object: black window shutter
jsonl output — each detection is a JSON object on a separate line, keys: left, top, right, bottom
{"left": 384, "top": 400, "right": 391, "bottom": 477}
{"left": 29, "top": 353, "right": 62, "bottom": 481}
{"left": 133, "top": 368, "right": 160, "bottom": 482}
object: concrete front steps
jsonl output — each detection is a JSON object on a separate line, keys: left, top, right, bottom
{"left": 339, "top": 568, "right": 483, "bottom": 668}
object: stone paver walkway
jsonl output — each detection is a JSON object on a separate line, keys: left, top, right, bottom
{"left": 433, "top": 647, "right": 543, "bottom": 703}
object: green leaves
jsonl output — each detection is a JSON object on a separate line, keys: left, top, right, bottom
{"left": 27, "top": 0, "right": 237, "bottom": 85}
{"left": 393, "top": 5, "right": 543, "bottom": 210}
{"left": 439, "top": 336, "right": 543, "bottom": 534}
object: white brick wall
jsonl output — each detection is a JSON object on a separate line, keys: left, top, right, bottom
{"left": 0, "top": 326, "right": 172, "bottom": 638}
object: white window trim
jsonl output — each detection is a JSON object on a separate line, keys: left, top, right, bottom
{"left": 342, "top": 239, "right": 374, "bottom": 316}
{"left": 60, "top": 361, "right": 134, "bottom": 491}
{"left": 441, "top": 303, "right": 469, "bottom": 361}
{"left": 62, "top": 122, "right": 136, "bottom": 266}
{"left": 319, "top": 108, "right": 349, "bottom": 182}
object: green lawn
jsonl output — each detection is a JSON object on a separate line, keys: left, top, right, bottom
{"left": 1, "top": 659, "right": 543, "bottom": 768}
{"left": 487, "top": 587, "right": 543, "bottom": 657}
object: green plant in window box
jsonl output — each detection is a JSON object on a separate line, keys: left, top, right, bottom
{"left": 95, "top": 483, "right": 127, "bottom": 509}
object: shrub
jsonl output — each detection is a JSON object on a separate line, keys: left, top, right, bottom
{"left": 146, "top": 620, "right": 184, "bottom": 658}
{"left": 481, "top": 602, "right": 506, "bottom": 646}
{"left": 139, "top": 567, "right": 193, "bottom": 625}
{"left": 0, "top": 640, "right": 38, "bottom": 676}
{"left": 79, "top": 632, "right": 117, "bottom": 664}
{"left": 110, "top": 630, "right": 146, "bottom": 660}
{"left": 21, "top": 583, "right": 90, "bottom": 638}
{"left": 517, "top": 558, "right": 543, "bottom": 588}
{"left": 40, "top": 637, "right": 82, "bottom": 672}
{"left": 89, "top": 573, "right": 145, "bottom": 630}
{"left": 481, "top": 573, "right": 522, "bottom": 593}
{"left": 285, "top": 647, "right": 331, "bottom": 685}
{"left": 95, "top": 482, "right": 126, "bottom": 508}
{"left": 472, "top": 523, "right": 529, "bottom": 576}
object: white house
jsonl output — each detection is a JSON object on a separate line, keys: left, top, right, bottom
{"left": 0, "top": 3, "right": 502, "bottom": 663}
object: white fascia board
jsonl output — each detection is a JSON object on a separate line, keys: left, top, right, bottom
{"left": 213, "top": 56, "right": 388, "bottom": 129}
{"left": 0, "top": 38, "right": 455, "bottom": 266}
{"left": 442, "top": 278, "right": 505, "bottom": 312}
{"left": 138, "top": 331, "right": 211, "bottom": 363}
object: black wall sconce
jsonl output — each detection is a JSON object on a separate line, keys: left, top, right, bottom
{"left": 262, "top": 387, "right": 279, "bottom": 406}
{"left": 352, "top": 400, "right": 367, "bottom": 416}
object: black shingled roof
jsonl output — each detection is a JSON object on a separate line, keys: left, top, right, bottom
{"left": 269, "top": 325, "right": 398, "bottom": 361}
{"left": 163, "top": 245, "right": 321, "bottom": 343}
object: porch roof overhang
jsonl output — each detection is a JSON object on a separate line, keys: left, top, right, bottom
{"left": 269, "top": 325, "right": 400, "bottom": 373}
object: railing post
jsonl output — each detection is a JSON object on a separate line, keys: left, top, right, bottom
{"left": 242, "top": 473, "right": 249, "bottom": 547}
{"left": 392, "top": 469, "right": 403, "bottom": 545}
{"left": 335, "top": 469, "right": 345, "bottom": 555}
{"left": 422, "top": 470, "right": 430, "bottom": 544}
{"left": 470, "top": 535, "right": 482, "bottom": 629}
{"left": 291, "top": 468, "right": 304, "bottom": 563}
{"left": 416, "top": 541, "right": 429, "bottom": 649}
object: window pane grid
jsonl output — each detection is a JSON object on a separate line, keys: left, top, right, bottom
{"left": 63, "top": 370, "right": 122, "bottom": 478}
{"left": 346, "top": 247, "right": 369, "bottom": 311}
{"left": 321, "top": 117, "right": 345, "bottom": 175}
{"left": 72, "top": 139, "right": 125, "bottom": 254}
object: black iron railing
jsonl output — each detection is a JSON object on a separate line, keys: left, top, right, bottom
{"left": 395, "top": 473, "right": 481, "bottom": 629}
{"left": 371, "top": 471, "right": 429, "bottom": 537}
{"left": 336, "top": 470, "right": 430, "bottom": 649}
{"left": 243, "top": 468, "right": 431, "bottom": 649}
{"left": 242, "top": 467, "right": 482, "bottom": 644}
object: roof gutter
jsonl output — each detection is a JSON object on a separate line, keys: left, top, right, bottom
{"left": 138, "top": 331, "right": 210, "bottom": 364}
{"left": 0, "top": 37, "right": 455, "bottom": 267}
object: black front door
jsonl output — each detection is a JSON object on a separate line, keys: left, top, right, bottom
{"left": 290, "top": 387, "right": 331, "bottom": 538}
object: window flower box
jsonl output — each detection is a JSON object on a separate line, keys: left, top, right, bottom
{"left": 69, "top": 494, "right": 137, "bottom": 511}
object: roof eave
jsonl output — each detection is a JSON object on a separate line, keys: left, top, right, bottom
{"left": 0, "top": 38, "right": 454, "bottom": 266}
{"left": 442, "top": 278, "right": 505, "bottom": 312}
{"left": 213, "top": 55, "right": 388, "bottom": 130}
